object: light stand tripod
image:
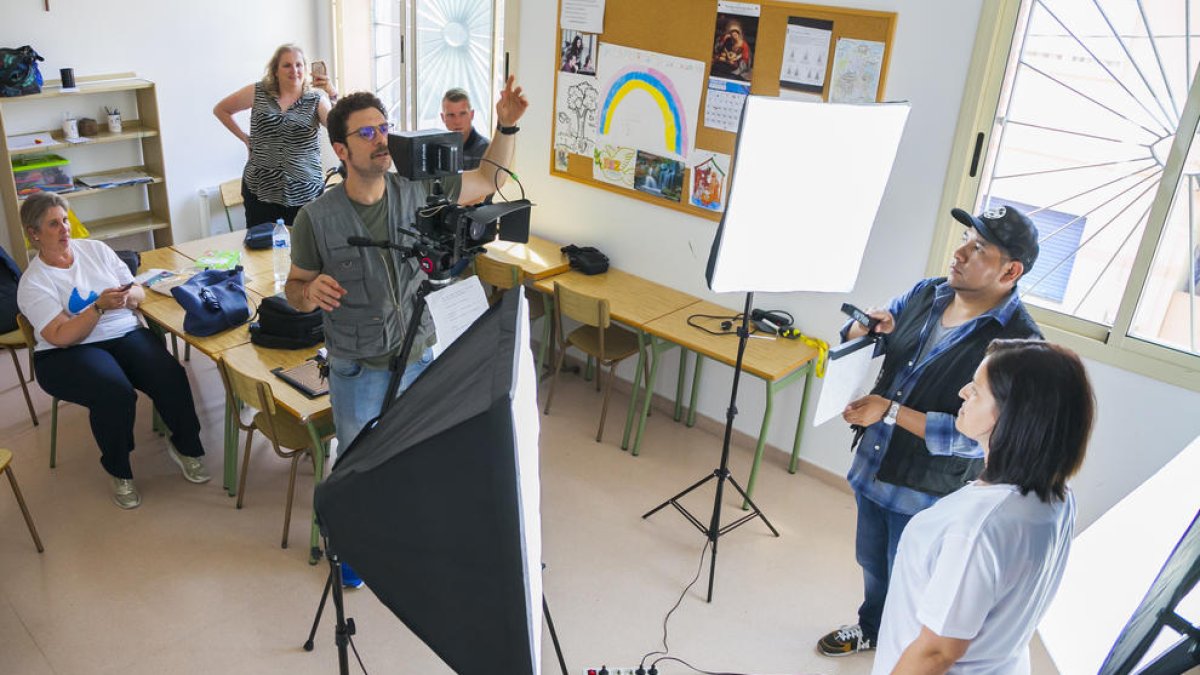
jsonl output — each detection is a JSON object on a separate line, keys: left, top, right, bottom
{"left": 642, "top": 292, "right": 779, "bottom": 602}
{"left": 303, "top": 537, "right": 365, "bottom": 675}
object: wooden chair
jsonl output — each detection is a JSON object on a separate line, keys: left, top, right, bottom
{"left": 1, "top": 314, "right": 38, "bottom": 426}
{"left": 219, "top": 178, "right": 244, "bottom": 232}
{"left": 543, "top": 282, "right": 647, "bottom": 442}
{"left": 0, "top": 449, "right": 44, "bottom": 553}
{"left": 473, "top": 255, "right": 550, "bottom": 373}
{"left": 217, "top": 356, "right": 332, "bottom": 549}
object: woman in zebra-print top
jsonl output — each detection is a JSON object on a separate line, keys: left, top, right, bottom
{"left": 214, "top": 43, "right": 338, "bottom": 227}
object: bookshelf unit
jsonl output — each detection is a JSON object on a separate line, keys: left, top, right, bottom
{"left": 0, "top": 72, "right": 172, "bottom": 269}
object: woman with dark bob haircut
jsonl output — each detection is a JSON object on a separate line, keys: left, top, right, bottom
{"left": 872, "top": 339, "right": 1094, "bottom": 674}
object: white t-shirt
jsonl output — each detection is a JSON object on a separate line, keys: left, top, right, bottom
{"left": 17, "top": 238, "right": 139, "bottom": 351}
{"left": 872, "top": 482, "right": 1075, "bottom": 675}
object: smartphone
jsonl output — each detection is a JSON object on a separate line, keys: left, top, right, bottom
{"left": 311, "top": 60, "right": 328, "bottom": 80}
{"left": 117, "top": 282, "right": 134, "bottom": 291}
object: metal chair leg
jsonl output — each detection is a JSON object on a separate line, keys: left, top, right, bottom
{"left": 543, "top": 343, "right": 567, "bottom": 415}
{"left": 236, "top": 428, "right": 253, "bottom": 509}
{"left": 8, "top": 348, "right": 38, "bottom": 426}
{"left": 282, "top": 452, "right": 303, "bottom": 549}
{"left": 597, "top": 362, "right": 618, "bottom": 442}
{"left": 5, "top": 465, "right": 44, "bottom": 553}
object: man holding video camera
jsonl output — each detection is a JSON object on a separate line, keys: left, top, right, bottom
{"left": 816, "top": 206, "right": 1043, "bottom": 658}
{"left": 286, "top": 76, "right": 528, "bottom": 457}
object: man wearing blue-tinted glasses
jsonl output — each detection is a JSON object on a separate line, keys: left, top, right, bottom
{"left": 285, "top": 80, "right": 528, "bottom": 588}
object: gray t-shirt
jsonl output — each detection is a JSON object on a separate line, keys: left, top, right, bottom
{"left": 916, "top": 316, "right": 954, "bottom": 365}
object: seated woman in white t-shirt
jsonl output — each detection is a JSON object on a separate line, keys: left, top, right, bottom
{"left": 873, "top": 339, "right": 1094, "bottom": 675}
{"left": 16, "top": 193, "right": 210, "bottom": 510}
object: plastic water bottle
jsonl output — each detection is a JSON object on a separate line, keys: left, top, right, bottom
{"left": 272, "top": 218, "right": 290, "bottom": 286}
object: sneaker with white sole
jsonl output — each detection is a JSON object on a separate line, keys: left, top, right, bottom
{"left": 166, "top": 443, "right": 211, "bottom": 484}
{"left": 111, "top": 477, "right": 141, "bottom": 509}
{"left": 817, "top": 623, "right": 874, "bottom": 657}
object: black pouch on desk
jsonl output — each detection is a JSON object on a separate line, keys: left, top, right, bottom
{"left": 249, "top": 295, "right": 324, "bottom": 349}
{"left": 561, "top": 244, "right": 609, "bottom": 275}
{"left": 244, "top": 222, "right": 274, "bottom": 250}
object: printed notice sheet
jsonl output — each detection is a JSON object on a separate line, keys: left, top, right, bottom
{"left": 561, "top": 0, "right": 605, "bottom": 34}
{"left": 780, "top": 17, "right": 833, "bottom": 94}
{"left": 427, "top": 277, "right": 490, "bottom": 358}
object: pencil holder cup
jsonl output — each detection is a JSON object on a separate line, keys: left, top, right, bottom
{"left": 107, "top": 113, "right": 122, "bottom": 134}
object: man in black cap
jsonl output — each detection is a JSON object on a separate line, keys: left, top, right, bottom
{"left": 816, "top": 205, "right": 1044, "bottom": 658}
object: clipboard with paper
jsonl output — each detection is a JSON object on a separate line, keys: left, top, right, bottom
{"left": 813, "top": 335, "right": 883, "bottom": 426}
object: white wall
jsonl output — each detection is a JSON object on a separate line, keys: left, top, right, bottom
{"left": 511, "top": 0, "right": 1200, "bottom": 530}
{"left": 0, "top": 0, "right": 325, "bottom": 249}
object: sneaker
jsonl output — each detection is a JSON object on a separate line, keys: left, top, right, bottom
{"left": 166, "top": 443, "right": 211, "bottom": 484}
{"left": 817, "top": 624, "right": 874, "bottom": 657}
{"left": 340, "top": 563, "right": 365, "bottom": 589}
{"left": 111, "top": 477, "right": 141, "bottom": 510}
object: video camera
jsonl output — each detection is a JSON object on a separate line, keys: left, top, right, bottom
{"left": 388, "top": 130, "right": 532, "bottom": 279}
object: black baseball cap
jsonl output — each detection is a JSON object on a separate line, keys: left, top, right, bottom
{"left": 951, "top": 205, "right": 1039, "bottom": 273}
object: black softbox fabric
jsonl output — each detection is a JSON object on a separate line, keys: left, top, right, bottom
{"left": 314, "top": 287, "right": 541, "bottom": 674}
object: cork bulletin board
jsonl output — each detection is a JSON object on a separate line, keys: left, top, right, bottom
{"left": 550, "top": 0, "right": 897, "bottom": 222}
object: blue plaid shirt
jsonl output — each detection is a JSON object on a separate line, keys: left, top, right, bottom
{"left": 845, "top": 279, "right": 1029, "bottom": 516}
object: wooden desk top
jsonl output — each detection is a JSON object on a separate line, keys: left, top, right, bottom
{"left": 139, "top": 288, "right": 263, "bottom": 359}
{"left": 172, "top": 231, "right": 274, "bottom": 278}
{"left": 532, "top": 268, "right": 700, "bottom": 329}
{"left": 138, "top": 247, "right": 194, "bottom": 274}
{"left": 219, "top": 342, "right": 331, "bottom": 423}
{"left": 484, "top": 235, "right": 569, "bottom": 280}
{"left": 642, "top": 300, "right": 819, "bottom": 382}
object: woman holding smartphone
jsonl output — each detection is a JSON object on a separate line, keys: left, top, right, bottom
{"left": 213, "top": 43, "right": 338, "bottom": 227}
{"left": 871, "top": 339, "right": 1094, "bottom": 674}
{"left": 16, "top": 193, "right": 210, "bottom": 510}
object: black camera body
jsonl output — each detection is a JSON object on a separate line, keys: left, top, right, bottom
{"left": 388, "top": 129, "right": 532, "bottom": 279}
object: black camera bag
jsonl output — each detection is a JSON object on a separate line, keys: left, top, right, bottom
{"left": 244, "top": 222, "right": 274, "bottom": 250}
{"left": 561, "top": 244, "right": 609, "bottom": 275}
{"left": 249, "top": 295, "right": 324, "bottom": 349}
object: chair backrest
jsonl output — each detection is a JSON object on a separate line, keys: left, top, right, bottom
{"left": 15, "top": 313, "right": 36, "bottom": 349}
{"left": 219, "top": 178, "right": 244, "bottom": 208}
{"left": 554, "top": 282, "right": 610, "bottom": 329}
{"left": 216, "top": 357, "right": 278, "bottom": 419}
{"left": 474, "top": 255, "right": 523, "bottom": 291}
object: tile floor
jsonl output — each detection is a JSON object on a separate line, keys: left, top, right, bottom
{"left": 0, "top": 347, "right": 1057, "bottom": 674}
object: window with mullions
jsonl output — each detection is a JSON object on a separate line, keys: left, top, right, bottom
{"left": 965, "top": 0, "right": 1200, "bottom": 364}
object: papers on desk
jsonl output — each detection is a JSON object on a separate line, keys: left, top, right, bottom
{"left": 426, "top": 277, "right": 490, "bottom": 358}
{"left": 77, "top": 169, "right": 152, "bottom": 189}
{"left": 136, "top": 268, "right": 194, "bottom": 296}
{"left": 813, "top": 336, "right": 882, "bottom": 426}
{"left": 7, "top": 132, "right": 56, "bottom": 150}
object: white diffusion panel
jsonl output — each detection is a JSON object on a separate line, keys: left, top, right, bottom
{"left": 707, "top": 97, "right": 909, "bottom": 294}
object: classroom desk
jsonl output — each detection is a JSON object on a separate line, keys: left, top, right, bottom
{"left": 138, "top": 247, "right": 195, "bottom": 274}
{"left": 172, "top": 230, "right": 274, "bottom": 278}
{"left": 639, "top": 301, "right": 820, "bottom": 506}
{"left": 531, "top": 268, "right": 701, "bottom": 448}
{"left": 483, "top": 235, "right": 570, "bottom": 280}
{"left": 220, "top": 342, "right": 332, "bottom": 562}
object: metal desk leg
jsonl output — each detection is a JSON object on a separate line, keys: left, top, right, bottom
{"left": 686, "top": 352, "right": 704, "bottom": 427}
{"left": 631, "top": 336, "right": 678, "bottom": 456}
{"left": 307, "top": 421, "right": 326, "bottom": 565}
{"left": 537, "top": 293, "right": 554, "bottom": 378}
{"left": 741, "top": 377, "right": 776, "bottom": 510}
{"left": 620, "top": 332, "right": 649, "bottom": 451}
{"left": 788, "top": 363, "right": 816, "bottom": 474}
{"left": 742, "top": 366, "right": 811, "bottom": 509}
{"left": 674, "top": 348, "right": 687, "bottom": 422}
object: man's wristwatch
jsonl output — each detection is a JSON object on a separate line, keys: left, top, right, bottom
{"left": 883, "top": 400, "right": 901, "bottom": 426}
{"left": 93, "top": 303, "right": 105, "bottom": 317}
{"left": 497, "top": 123, "right": 519, "bottom": 135}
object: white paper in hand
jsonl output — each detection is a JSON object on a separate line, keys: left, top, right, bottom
{"left": 813, "top": 338, "right": 882, "bottom": 426}
{"left": 426, "top": 277, "right": 490, "bottom": 358}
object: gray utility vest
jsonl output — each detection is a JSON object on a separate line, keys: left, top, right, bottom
{"left": 304, "top": 174, "right": 443, "bottom": 364}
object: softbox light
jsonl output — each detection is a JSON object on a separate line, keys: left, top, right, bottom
{"left": 705, "top": 97, "right": 910, "bottom": 294}
{"left": 314, "top": 287, "right": 543, "bottom": 675}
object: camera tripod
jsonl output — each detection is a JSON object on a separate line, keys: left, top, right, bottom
{"left": 643, "top": 292, "right": 779, "bottom": 602}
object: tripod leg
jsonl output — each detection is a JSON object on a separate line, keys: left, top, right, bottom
{"left": 304, "top": 564, "right": 335, "bottom": 651}
{"left": 543, "top": 595, "right": 569, "bottom": 675}
{"left": 642, "top": 471, "right": 718, "bottom": 519}
{"left": 705, "top": 532, "right": 719, "bottom": 603}
{"left": 726, "top": 475, "right": 780, "bottom": 537}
